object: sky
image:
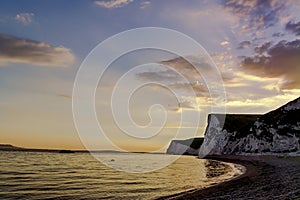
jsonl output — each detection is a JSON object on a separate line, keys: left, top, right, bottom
{"left": 1, "top": 0, "right": 300, "bottom": 151}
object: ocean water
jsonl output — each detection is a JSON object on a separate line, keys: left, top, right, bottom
{"left": 0, "top": 151, "right": 238, "bottom": 199}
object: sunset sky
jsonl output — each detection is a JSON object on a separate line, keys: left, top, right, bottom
{"left": 1, "top": 0, "right": 300, "bottom": 151}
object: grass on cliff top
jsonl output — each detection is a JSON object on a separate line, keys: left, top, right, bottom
{"left": 214, "top": 114, "right": 261, "bottom": 136}
{"left": 172, "top": 138, "right": 204, "bottom": 149}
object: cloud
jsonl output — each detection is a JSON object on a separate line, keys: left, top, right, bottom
{"left": 140, "top": 1, "right": 151, "bottom": 9}
{"left": 136, "top": 69, "right": 180, "bottom": 82}
{"left": 94, "top": 0, "right": 133, "bottom": 8}
{"left": 254, "top": 42, "right": 272, "bottom": 54}
{"left": 168, "top": 100, "right": 196, "bottom": 112}
{"left": 224, "top": 71, "right": 284, "bottom": 101}
{"left": 159, "top": 56, "right": 212, "bottom": 79}
{"left": 272, "top": 32, "right": 285, "bottom": 37}
{"left": 135, "top": 56, "right": 218, "bottom": 110}
{"left": 160, "top": 3, "right": 239, "bottom": 40}
{"left": 0, "top": 34, "right": 75, "bottom": 67}
{"left": 136, "top": 56, "right": 232, "bottom": 98}
{"left": 168, "top": 82, "right": 208, "bottom": 97}
{"left": 286, "top": 21, "right": 300, "bottom": 36}
{"left": 224, "top": 89, "right": 300, "bottom": 113}
{"left": 225, "top": 0, "right": 287, "bottom": 31}
{"left": 58, "top": 94, "right": 72, "bottom": 99}
{"left": 15, "top": 13, "right": 34, "bottom": 25}
{"left": 220, "top": 40, "right": 230, "bottom": 46}
{"left": 241, "top": 40, "right": 300, "bottom": 89}
{"left": 136, "top": 69, "right": 181, "bottom": 82}
{"left": 178, "top": 100, "right": 196, "bottom": 109}
{"left": 237, "top": 41, "right": 251, "bottom": 49}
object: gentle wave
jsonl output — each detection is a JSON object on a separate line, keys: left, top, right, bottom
{"left": 0, "top": 151, "right": 240, "bottom": 199}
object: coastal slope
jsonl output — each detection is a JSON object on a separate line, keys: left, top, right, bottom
{"left": 199, "top": 97, "right": 300, "bottom": 156}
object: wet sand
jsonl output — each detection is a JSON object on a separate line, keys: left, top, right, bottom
{"left": 159, "top": 155, "right": 300, "bottom": 200}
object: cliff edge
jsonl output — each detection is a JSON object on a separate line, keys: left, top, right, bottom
{"left": 166, "top": 138, "right": 204, "bottom": 155}
{"left": 200, "top": 97, "right": 300, "bottom": 156}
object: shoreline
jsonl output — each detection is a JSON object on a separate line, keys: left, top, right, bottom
{"left": 158, "top": 155, "right": 300, "bottom": 200}
{"left": 157, "top": 156, "right": 250, "bottom": 200}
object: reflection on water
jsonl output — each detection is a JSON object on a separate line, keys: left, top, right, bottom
{"left": 0, "top": 151, "right": 234, "bottom": 199}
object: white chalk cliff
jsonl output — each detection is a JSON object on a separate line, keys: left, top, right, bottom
{"left": 199, "top": 97, "right": 300, "bottom": 156}
{"left": 167, "top": 138, "right": 204, "bottom": 155}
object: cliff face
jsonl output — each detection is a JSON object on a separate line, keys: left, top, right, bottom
{"left": 199, "top": 97, "right": 300, "bottom": 156}
{"left": 166, "top": 138, "right": 204, "bottom": 155}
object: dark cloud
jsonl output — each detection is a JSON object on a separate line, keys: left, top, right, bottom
{"left": 241, "top": 40, "right": 300, "bottom": 89}
{"left": 221, "top": 74, "right": 235, "bottom": 82}
{"left": 225, "top": 0, "right": 286, "bottom": 30}
{"left": 0, "top": 34, "right": 75, "bottom": 67}
{"left": 159, "top": 57, "right": 199, "bottom": 79}
{"left": 237, "top": 41, "right": 251, "bottom": 49}
{"left": 159, "top": 56, "right": 213, "bottom": 79}
{"left": 286, "top": 21, "right": 300, "bottom": 36}
{"left": 136, "top": 56, "right": 226, "bottom": 101}
{"left": 254, "top": 42, "right": 272, "bottom": 54}
{"left": 272, "top": 32, "right": 284, "bottom": 37}
{"left": 136, "top": 70, "right": 208, "bottom": 97}
{"left": 136, "top": 69, "right": 180, "bottom": 82}
{"left": 136, "top": 55, "right": 234, "bottom": 99}
{"left": 137, "top": 56, "right": 213, "bottom": 82}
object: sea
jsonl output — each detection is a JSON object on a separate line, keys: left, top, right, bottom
{"left": 0, "top": 151, "right": 242, "bottom": 199}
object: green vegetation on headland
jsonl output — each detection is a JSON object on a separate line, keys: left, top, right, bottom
{"left": 213, "top": 114, "right": 261, "bottom": 137}
{"left": 171, "top": 138, "right": 204, "bottom": 149}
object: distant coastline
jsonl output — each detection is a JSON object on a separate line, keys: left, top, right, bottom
{"left": 0, "top": 144, "right": 121, "bottom": 153}
{"left": 0, "top": 144, "right": 165, "bottom": 154}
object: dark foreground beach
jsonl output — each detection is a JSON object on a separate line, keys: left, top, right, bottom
{"left": 159, "top": 155, "right": 300, "bottom": 200}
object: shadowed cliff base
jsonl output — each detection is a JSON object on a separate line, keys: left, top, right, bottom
{"left": 158, "top": 156, "right": 300, "bottom": 200}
